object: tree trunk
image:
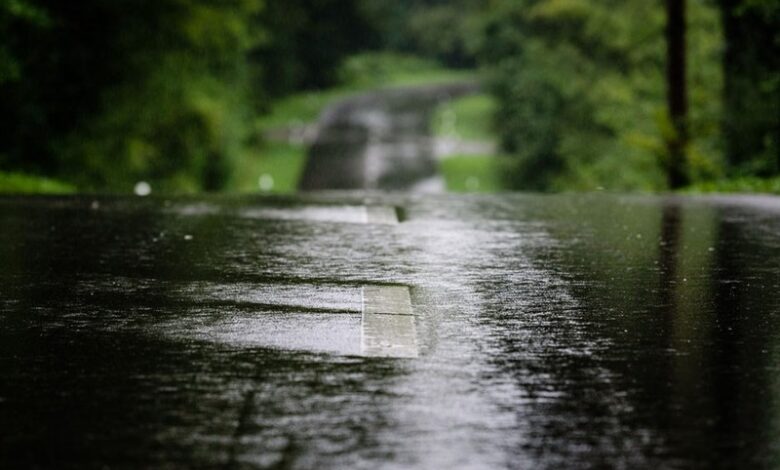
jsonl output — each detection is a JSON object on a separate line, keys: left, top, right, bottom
{"left": 665, "top": 0, "right": 689, "bottom": 189}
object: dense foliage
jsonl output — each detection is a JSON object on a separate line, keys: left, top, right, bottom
{"left": 255, "top": 0, "right": 375, "bottom": 97}
{"left": 1, "top": 0, "right": 263, "bottom": 191}
{"left": 361, "top": 0, "right": 484, "bottom": 68}
{"left": 0, "top": 0, "right": 373, "bottom": 192}
{"left": 481, "top": 0, "right": 778, "bottom": 191}
{"left": 481, "top": 0, "right": 722, "bottom": 190}
{"left": 0, "top": 0, "right": 777, "bottom": 193}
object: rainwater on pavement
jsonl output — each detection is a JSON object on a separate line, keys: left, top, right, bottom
{"left": 1, "top": 193, "right": 780, "bottom": 469}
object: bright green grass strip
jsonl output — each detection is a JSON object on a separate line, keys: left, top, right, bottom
{"left": 439, "top": 154, "right": 505, "bottom": 192}
{"left": 433, "top": 93, "right": 496, "bottom": 141}
{"left": 232, "top": 142, "right": 307, "bottom": 193}
{"left": 686, "top": 176, "right": 780, "bottom": 194}
{"left": 0, "top": 171, "right": 76, "bottom": 194}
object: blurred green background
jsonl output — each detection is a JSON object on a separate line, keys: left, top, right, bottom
{"left": 0, "top": 0, "right": 777, "bottom": 194}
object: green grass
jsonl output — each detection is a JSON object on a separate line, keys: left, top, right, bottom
{"left": 439, "top": 154, "right": 504, "bottom": 192}
{"left": 686, "top": 176, "right": 780, "bottom": 194}
{"left": 431, "top": 92, "right": 504, "bottom": 192}
{"left": 232, "top": 142, "right": 307, "bottom": 193}
{"left": 433, "top": 93, "right": 496, "bottom": 141}
{"left": 0, "top": 171, "right": 76, "bottom": 194}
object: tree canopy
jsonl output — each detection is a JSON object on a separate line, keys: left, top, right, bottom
{"left": 0, "top": 0, "right": 777, "bottom": 193}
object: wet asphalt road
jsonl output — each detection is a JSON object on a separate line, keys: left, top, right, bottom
{"left": 1, "top": 192, "right": 780, "bottom": 469}
{"left": 299, "top": 82, "right": 478, "bottom": 191}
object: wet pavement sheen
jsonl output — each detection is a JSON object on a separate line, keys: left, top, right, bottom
{"left": 1, "top": 193, "right": 780, "bottom": 469}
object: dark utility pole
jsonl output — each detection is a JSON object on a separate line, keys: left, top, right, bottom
{"left": 665, "top": 0, "right": 689, "bottom": 189}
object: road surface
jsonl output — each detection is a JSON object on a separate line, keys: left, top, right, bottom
{"left": 1, "top": 193, "right": 780, "bottom": 468}
{"left": 299, "top": 82, "right": 479, "bottom": 191}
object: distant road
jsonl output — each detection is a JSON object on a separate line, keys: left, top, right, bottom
{"left": 299, "top": 81, "right": 479, "bottom": 191}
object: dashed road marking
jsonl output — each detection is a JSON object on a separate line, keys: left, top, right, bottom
{"left": 362, "top": 285, "right": 414, "bottom": 315}
{"left": 361, "top": 285, "right": 418, "bottom": 358}
{"left": 364, "top": 205, "right": 399, "bottom": 225}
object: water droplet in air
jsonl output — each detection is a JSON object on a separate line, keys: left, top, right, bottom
{"left": 134, "top": 181, "right": 151, "bottom": 196}
{"left": 259, "top": 174, "right": 274, "bottom": 191}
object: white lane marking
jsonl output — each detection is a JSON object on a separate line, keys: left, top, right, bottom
{"left": 361, "top": 314, "right": 418, "bottom": 358}
{"left": 362, "top": 285, "right": 414, "bottom": 315}
{"left": 361, "top": 286, "right": 418, "bottom": 358}
{"left": 364, "top": 206, "right": 399, "bottom": 225}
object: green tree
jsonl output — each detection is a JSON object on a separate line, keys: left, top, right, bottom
{"left": 0, "top": 0, "right": 49, "bottom": 85}
{"left": 0, "top": 0, "right": 265, "bottom": 191}
{"left": 665, "top": 0, "right": 690, "bottom": 189}
{"left": 360, "top": 0, "right": 484, "bottom": 68}
{"left": 482, "top": 0, "right": 723, "bottom": 191}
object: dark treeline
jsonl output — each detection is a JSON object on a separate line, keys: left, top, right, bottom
{"left": 256, "top": 0, "right": 375, "bottom": 97}
{"left": 720, "top": 0, "right": 779, "bottom": 176}
{"left": 0, "top": 0, "right": 778, "bottom": 192}
{"left": 361, "top": 0, "right": 483, "bottom": 69}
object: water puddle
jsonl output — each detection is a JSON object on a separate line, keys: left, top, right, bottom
{"left": 165, "top": 201, "right": 399, "bottom": 225}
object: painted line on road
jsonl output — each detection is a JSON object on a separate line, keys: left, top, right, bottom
{"left": 362, "top": 285, "right": 414, "bottom": 315}
{"left": 364, "top": 205, "right": 399, "bottom": 225}
{"left": 360, "top": 285, "right": 418, "bottom": 358}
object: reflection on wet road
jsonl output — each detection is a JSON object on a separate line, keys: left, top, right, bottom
{"left": 299, "top": 83, "right": 478, "bottom": 191}
{"left": 1, "top": 193, "right": 780, "bottom": 468}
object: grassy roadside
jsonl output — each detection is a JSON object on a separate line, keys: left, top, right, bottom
{"left": 686, "top": 176, "right": 780, "bottom": 195}
{"left": 433, "top": 93, "right": 497, "bottom": 141}
{"left": 439, "top": 155, "right": 502, "bottom": 192}
{"left": 432, "top": 93, "right": 780, "bottom": 195}
{"left": 432, "top": 92, "right": 505, "bottom": 192}
{"left": 234, "top": 53, "right": 478, "bottom": 193}
{"left": 232, "top": 142, "right": 308, "bottom": 193}
{"left": 0, "top": 171, "right": 76, "bottom": 194}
